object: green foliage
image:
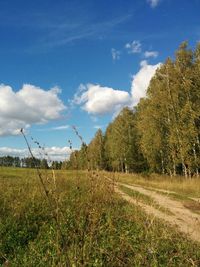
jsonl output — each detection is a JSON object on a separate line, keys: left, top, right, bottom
{"left": 104, "top": 107, "right": 147, "bottom": 172}
{"left": 88, "top": 129, "right": 106, "bottom": 170}
{"left": 137, "top": 42, "right": 200, "bottom": 177}
{"left": 0, "top": 156, "right": 21, "bottom": 167}
{"left": 66, "top": 108, "right": 147, "bottom": 173}
{"left": 0, "top": 156, "right": 63, "bottom": 170}
{"left": 40, "top": 159, "right": 49, "bottom": 169}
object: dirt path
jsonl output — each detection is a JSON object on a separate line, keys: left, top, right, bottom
{"left": 116, "top": 182, "right": 200, "bottom": 243}
{"left": 128, "top": 183, "right": 200, "bottom": 203}
{"left": 191, "top": 197, "right": 200, "bottom": 203}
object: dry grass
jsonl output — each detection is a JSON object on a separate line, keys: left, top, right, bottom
{"left": 114, "top": 172, "right": 200, "bottom": 198}
{"left": 0, "top": 168, "right": 200, "bottom": 266}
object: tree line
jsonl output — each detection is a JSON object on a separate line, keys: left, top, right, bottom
{"left": 0, "top": 156, "right": 62, "bottom": 169}
{"left": 65, "top": 42, "right": 200, "bottom": 178}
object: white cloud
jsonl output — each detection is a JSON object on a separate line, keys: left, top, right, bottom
{"left": 147, "top": 0, "right": 160, "bottom": 8}
{"left": 73, "top": 61, "right": 161, "bottom": 115}
{"left": 37, "top": 125, "right": 69, "bottom": 132}
{"left": 40, "top": 146, "right": 72, "bottom": 161}
{"left": 73, "top": 84, "right": 131, "bottom": 115}
{"left": 0, "top": 146, "right": 72, "bottom": 161}
{"left": 0, "top": 84, "right": 66, "bottom": 136}
{"left": 131, "top": 60, "right": 161, "bottom": 105}
{"left": 111, "top": 48, "right": 121, "bottom": 60}
{"left": 125, "top": 40, "right": 142, "bottom": 54}
{"left": 144, "top": 51, "right": 159, "bottom": 58}
{"left": 52, "top": 125, "right": 69, "bottom": 130}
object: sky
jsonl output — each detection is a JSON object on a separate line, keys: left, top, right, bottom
{"left": 0, "top": 0, "right": 200, "bottom": 161}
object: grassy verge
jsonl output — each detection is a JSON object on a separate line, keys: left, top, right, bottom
{"left": 0, "top": 168, "right": 200, "bottom": 266}
{"left": 113, "top": 171, "right": 200, "bottom": 198}
{"left": 119, "top": 185, "right": 173, "bottom": 215}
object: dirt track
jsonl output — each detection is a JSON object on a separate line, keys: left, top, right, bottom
{"left": 116, "top": 183, "right": 200, "bottom": 243}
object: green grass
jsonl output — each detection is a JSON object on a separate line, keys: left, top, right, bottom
{"left": 0, "top": 167, "right": 200, "bottom": 266}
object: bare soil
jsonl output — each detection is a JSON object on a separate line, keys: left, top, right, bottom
{"left": 116, "top": 182, "right": 200, "bottom": 243}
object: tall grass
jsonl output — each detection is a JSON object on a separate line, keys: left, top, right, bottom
{"left": 0, "top": 168, "right": 200, "bottom": 266}
{"left": 116, "top": 172, "right": 200, "bottom": 198}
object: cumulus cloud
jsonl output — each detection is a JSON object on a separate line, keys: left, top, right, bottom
{"left": 144, "top": 50, "right": 159, "bottom": 58}
{"left": 125, "top": 40, "right": 142, "bottom": 54}
{"left": 131, "top": 60, "right": 161, "bottom": 105}
{"left": 111, "top": 48, "right": 121, "bottom": 60}
{"left": 73, "top": 84, "right": 131, "bottom": 115}
{"left": 147, "top": 0, "right": 160, "bottom": 8}
{"left": 0, "top": 84, "right": 66, "bottom": 136}
{"left": 73, "top": 61, "right": 161, "bottom": 115}
{"left": 0, "top": 146, "right": 72, "bottom": 161}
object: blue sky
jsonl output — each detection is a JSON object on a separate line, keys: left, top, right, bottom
{"left": 0, "top": 0, "right": 200, "bottom": 160}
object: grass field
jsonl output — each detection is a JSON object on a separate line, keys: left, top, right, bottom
{"left": 0, "top": 167, "right": 200, "bottom": 266}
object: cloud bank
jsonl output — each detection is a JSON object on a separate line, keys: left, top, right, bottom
{"left": 0, "top": 84, "right": 66, "bottom": 136}
{"left": 0, "top": 146, "right": 72, "bottom": 161}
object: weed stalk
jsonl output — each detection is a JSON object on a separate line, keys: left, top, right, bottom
{"left": 20, "top": 128, "right": 71, "bottom": 266}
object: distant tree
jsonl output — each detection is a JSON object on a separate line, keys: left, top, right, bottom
{"left": 87, "top": 129, "right": 105, "bottom": 170}
{"left": 77, "top": 143, "right": 88, "bottom": 170}
{"left": 40, "top": 159, "right": 49, "bottom": 169}
{"left": 52, "top": 161, "right": 62, "bottom": 169}
{"left": 105, "top": 107, "right": 147, "bottom": 172}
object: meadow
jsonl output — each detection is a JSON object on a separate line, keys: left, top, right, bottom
{"left": 0, "top": 167, "right": 200, "bottom": 266}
